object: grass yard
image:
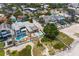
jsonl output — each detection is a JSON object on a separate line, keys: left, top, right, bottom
{"left": 18, "top": 45, "right": 32, "bottom": 56}
{"left": 53, "top": 40, "right": 66, "bottom": 49}
{"left": 0, "top": 42, "right": 5, "bottom": 56}
{"left": 42, "top": 36, "right": 66, "bottom": 51}
{"left": 0, "top": 42, "right": 5, "bottom": 48}
{"left": 57, "top": 32, "right": 74, "bottom": 46}
{"left": 10, "top": 50, "right": 18, "bottom": 56}
{"left": 0, "top": 50, "right": 5, "bottom": 56}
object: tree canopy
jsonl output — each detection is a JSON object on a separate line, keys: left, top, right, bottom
{"left": 26, "top": 3, "right": 41, "bottom": 8}
{"left": 48, "top": 3, "right": 68, "bottom": 9}
{"left": 43, "top": 23, "right": 59, "bottom": 39}
{"left": 13, "top": 9, "right": 23, "bottom": 17}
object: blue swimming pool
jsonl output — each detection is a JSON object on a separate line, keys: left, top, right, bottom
{"left": 16, "top": 34, "right": 26, "bottom": 41}
{"left": 15, "top": 30, "right": 27, "bottom": 41}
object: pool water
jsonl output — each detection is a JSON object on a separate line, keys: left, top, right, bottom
{"left": 16, "top": 34, "right": 25, "bottom": 41}
{"left": 16, "top": 31, "right": 27, "bottom": 41}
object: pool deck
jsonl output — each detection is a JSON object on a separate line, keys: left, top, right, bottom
{"left": 15, "top": 36, "right": 28, "bottom": 41}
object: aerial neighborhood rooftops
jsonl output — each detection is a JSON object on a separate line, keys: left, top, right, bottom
{"left": 11, "top": 21, "right": 38, "bottom": 33}
{"left": 58, "top": 13, "right": 71, "bottom": 18}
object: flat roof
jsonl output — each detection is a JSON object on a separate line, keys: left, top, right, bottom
{"left": 12, "top": 21, "right": 38, "bottom": 32}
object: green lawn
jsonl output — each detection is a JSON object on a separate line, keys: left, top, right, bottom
{"left": 42, "top": 36, "right": 66, "bottom": 50}
{"left": 11, "top": 45, "right": 32, "bottom": 56}
{"left": 0, "top": 50, "right": 5, "bottom": 56}
{"left": 0, "top": 42, "right": 5, "bottom": 48}
{"left": 10, "top": 50, "right": 18, "bottom": 56}
{"left": 18, "top": 45, "right": 32, "bottom": 56}
{"left": 0, "top": 42, "right": 5, "bottom": 56}
{"left": 53, "top": 40, "right": 66, "bottom": 49}
{"left": 57, "top": 32, "right": 74, "bottom": 46}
